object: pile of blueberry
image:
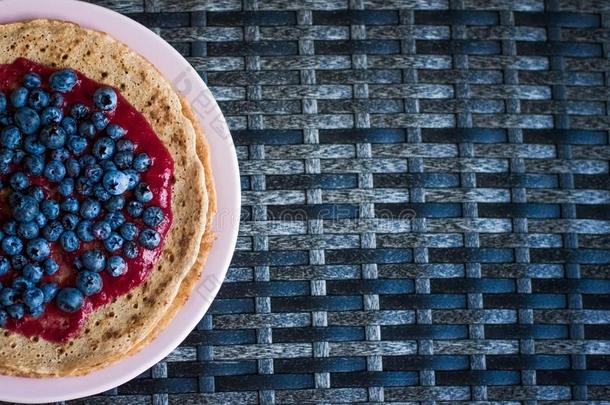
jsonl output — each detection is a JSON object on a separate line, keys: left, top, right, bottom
{"left": 0, "top": 69, "right": 166, "bottom": 326}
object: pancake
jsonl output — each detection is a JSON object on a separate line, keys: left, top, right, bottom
{"left": 0, "top": 19, "right": 215, "bottom": 376}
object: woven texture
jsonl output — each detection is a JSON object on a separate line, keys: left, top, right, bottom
{"left": 8, "top": 0, "right": 610, "bottom": 403}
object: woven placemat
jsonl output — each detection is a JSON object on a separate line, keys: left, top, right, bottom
{"left": 8, "top": 0, "right": 610, "bottom": 403}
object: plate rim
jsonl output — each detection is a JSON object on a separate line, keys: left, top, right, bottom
{"left": 0, "top": 0, "right": 239, "bottom": 402}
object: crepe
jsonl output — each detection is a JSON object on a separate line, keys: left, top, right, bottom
{"left": 0, "top": 19, "right": 216, "bottom": 376}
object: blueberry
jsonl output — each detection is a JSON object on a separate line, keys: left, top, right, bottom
{"left": 42, "top": 221, "right": 63, "bottom": 242}
{"left": 12, "top": 276, "right": 33, "bottom": 292}
{"left": 113, "top": 151, "right": 133, "bottom": 169}
{"left": 41, "top": 199, "right": 60, "bottom": 220}
{"left": 10, "top": 87, "right": 29, "bottom": 108}
{"left": 76, "top": 219, "right": 94, "bottom": 242}
{"left": 119, "top": 222, "right": 139, "bottom": 241}
{"left": 134, "top": 183, "right": 153, "bottom": 203}
{"left": 61, "top": 116, "right": 77, "bottom": 134}
{"left": 12, "top": 108, "right": 40, "bottom": 139}
{"left": 56, "top": 288, "right": 84, "bottom": 313}
{"left": 51, "top": 147, "right": 70, "bottom": 162}
{"left": 34, "top": 212, "right": 47, "bottom": 228}
{"left": 103, "top": 170, "right": 129, "bottom": 195}
{"left": 3, "top": 220, "right": 17, "bottom": 235}
{"left": 84, "top": 163, "right": 103, "bottom": 182}
{"left": 94, "top": 184, "right": 111, "bottom": 201}
{"left": 0, "top": 114, "right": 11, "bottom": 126}
{"left": 92, "top": 221, "right": 111, "bottom": 240}
{"left": 105, "top": 195, "right": 125, "bottom": 212}
{"left": 0, "top": 148, "right": 13, "bottom": 165}
{"left": 39, "top": 125, "right": 66, "bottom": 149}
{"left": 82, "top": 249, "right": 106, "bottom": 272}
{"left": 67, "top": 136, "right": 87, "bottom": 155}
{"left": 24, "top": 154, "right": 44, "bottom": 175}
{"left": 107, "top": 256, "right": 127, "bottom": 277}
{"left": 93, "top": 137, "right": 114, "bottom": 160}
{"left": 61, "top": 196, "right": 79, "bottom": 213}
{"left": 80, "top": 198, "right": 101, "bottom": 219}
{"left": 76, "top": 271, "right": 103, "bottom": 296}
{"left": 50, "top": 69, "right": 78, "bottom": 93}
{"left": 70, "top": 103, "right": 89, "bottom": 119}
{"left": 0, "top": 288, "right": 17, "bottom": 306}
{"left": 101, "top": 160, "right": 117, "bottom": 172}
{"left": 93, "top": 87, "right": 118, "bottom": 111}
{"left": 60, "top": 230, "right": 79, "bottom": 252}
{"left": 50, "top": 92, "right": 64, "bottom": 108}
{"left": 41, "top": 283, "right": 59, "bottom": 303}
{"left": 44, "top": 160, "right": 66, "bottom": 182}
{"left": 91, "top": 111, "right": 109, "bottom": 130}
{"left": 139, "top": 228, "right": 161, "bottom": 249}
{"left": 11, "top": 254, "right": 27, "bottom": 270}
{"left": 28, "top": 185, "right": 45, "bottom": 202}
{"left": 103, "top": 232, "right": 124, "bottom": 253}
{"left": 143, "top": 206, "right": 165, "bottom": 227}
{"left": 79, "top": 154, "right": 96, "bottom": 167}
{"left": 22, "top": 287, "right": 44, "bottom": 309}
{"left": 124, "top": 169, "right": 140, "bottom": 190}
{"left": 23, "top": 134, "right": 46, "bottom": 154}
{"left": 40, "top": 106, "right": 63, "bottom": 126}
{"left": 2, "top": 235, "right": 23, "bottom": 255}
{"left": 27, "top": 88, "right": 50, "bottom": 110}
{"left": 0, "top": 310, "right": 6, "bottom": 327}
{"left": 58, "top": 178, "right": 74, "bottom": 197}
{"left": 133, "top": 153, "right": 151, "bottom": 172}
{"left": 126, "top": 200, "right": 144, "bottom": 217}
{"left": 61, "top": 213, "right": 79, "bottom": 231}
{"left": 0, "top": 92, "right": 6, "bottom": 113}
{"left": 106, "top": 124, "right": 125, "bottom": 139}
{"left": 13, "top": 195, "right": 39, "bottom": 222}
{"left": 26, "top": 238, "right": 50, "bottom": 262}
{"left": 0, "top": 257, "right": 9, "bottom": 276}
{"left": 65, "top": 158, "right": 80, "bottom": 177}
{"left": 105, "top": 212, "right": 125, "bottom": 230}
{"left": 78, "top": 121, "right": 95, "bottom": 138}
{"left": 75, "top": 177, "right": 94, "bottom": 196}
{"left": 7, "top": 303, "right": 25, "bottom": 320}
{"left": 28, "top": 305, "right": 44, "bottom": 318}
{"left": 17, "top": 221, "right": 39, "bottom": 240}
{"left": 23, "top": 72, "right": 41, "bottom": 89}
{"left": 0, "top": 125, "right": 22, "bottom": 148}
{"left": 23, "top": 264, "right": 43, "bottom": 282}
{"left": 10, "top": 172, "right": 29, "bottom": 191}
{"left": 43, "top": 258, "right": 59, "bottom": 275}
{"left": 116, "top": 139, "right": 135, "bottom": 152}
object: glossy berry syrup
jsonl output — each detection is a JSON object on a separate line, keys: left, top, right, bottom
{"left": 0, "top": 58, "right": 174, "bottom": 342}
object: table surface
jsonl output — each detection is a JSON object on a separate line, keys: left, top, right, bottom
{"left": 10, "top": 0, "right": 610, "bottom": 403}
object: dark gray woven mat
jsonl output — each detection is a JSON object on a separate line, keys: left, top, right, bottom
{"left": 14, "top": 0, "right": 610, "bottom": 403}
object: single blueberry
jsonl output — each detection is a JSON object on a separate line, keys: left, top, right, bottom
{"left": 82, "top": 249, "right": 106, "bottom": 272}
{"left": 58, "top": 178, "right": 74, "bottom": 196}
{"left": 7, "top": 303, "right": 25, "bottom": 320}
{"left": 116, "top": 139, "right": 135, "bottom": 152}
{"left": 93, "top": 87, "right": 118, "bottom": 111}
{"left": 23, "top": 134, "right": 46, "bottom": 154}
{"left": 143, "top": 206, "right": 165, "bottom": 228}
{"left": 93, "top": 137, "right": 115, "bottom": 160}
{"left": 75, "top": 177, "right": 94, "bottom": 196}
{"left": 0, "top": 92, "right": 6, "bottom": 113}
{"left": 41, "top": 283, "right": 59, "bottom": 303}
{"left": 80, "top": 198, "right": 101, "bottom": 219}
{"left": 106, "top": 123, "right": 125, "bottom": 140}
{"left": 28, "top": 305, "right": 44, "bottom": 318}
{"left": 22, "top": 287, "right": 44, "bottom": 309}
{"left": 59, "top": 230, "right": 79, "bottom": 252}
{"left": 79, "top": 154, "right": 96, "bottom": 167}
{"left": 133, "top": 152, "right": 151, "bottom": 172}
{"left": 105, "top": 211, "right": 125, "bottom": 230}
{"left": 9, "top": 172, "right": 29, "bottom": 191}
{"left": 103, "top": 232, "right": 124, "bottom": 253}
{"left": 84, "top": 163, "right": 103, "bottom": 182}
{"left": 40, "top": 106, "right": 63, "bottom": 126}
{"left": 65, "top": 158, "right": 81, "bottom": 177}
{"left": 10, "top": 87, "right": 29, "bottom": 108}
{"left": 50, "top": 69, "right": 78, "bottom": 93}
{"left": 3, "top": 219, "right": 17, "bottom": 235}
{"left": 70, "top": 103, "right": 89, "bottom": 119}
{"left": 24, "top": 154, "right": 44, "bottom": 175}
{"left": 92, "top": 221, "right": 111, "bottom": 240}
{"left": 27, "top": 88, "right": 50, "bottom": 110}
{"left": 39, "top": 125, "right": 67, "bottom": 149}
{"left": 26, "top": 238, "right": 50, "bottom": 262}
{"left": 94, "top": 184, "right": 111, "bottom": 202}
{"left": 119, "top": 222, "right": 139, "bottom": 241}
{"left": 105, "top": 195, "right": 125, "bottom": 212}
{"left": 11, "top": 254, "right": 27, "bottom": 270}
{"left": 76, "top": 271, "right": 103, "bottom": 296}
{"left": 14, "top": 107, "right": 41, "bottom": 136}
{"left": 107, "top": 256, "right": 127, "bottom": 277}
{"left": 50, "top": 92, "right": 64, "bottom": 108}
{"left": 42, "top": 221, "right": 63, "bottom": 242}
{"left": 13, "top": 195, "right": 39, "bottom": 222}
{"left": 102, "top": 170, "right": 129, "bottom": 195}
{"left": 1, "top": 235, "right": 23, "bottom": 255}
{"left": 91, "top": 111, "right": 109, "bottom": 130}
{"left": 34, "top": 212, "right": 47, "bottom": 228}
{"left": 134, "top": 183, "right": 153, "bottom": 203}
{"left": 28, "top": 185, "right": 45, "bottom": 202}
{"left": 124, "top": 169, "right": 140, "bottom": 190}
{"left": 44, "top": 160, "right": 66, "bottom": 182}
{"left": 56, "top": 288, "right": 84, "bottom": 313}
{"left": 51, "top": 147, "right": 70, "bottom": 162}
{"left": 23, "top": 72, "right": 41, "bottom": 89}
{"left": 61, "top": 196, "right": 79, "bottom": 213}
{"left": 61, "top": 116, "right": 77, "bottom": 134}
{"left": 78, "top": 121, "right": 95, "bottom": 138}
{"left": 43, "top": 258, "right": 59, "bottom": 275}
{"left": 0, "top": 257, "right": 8, "bottom": 276}
{"left": 139, "top": 228, "right": 161, "bottom": 249}
{"left": 23, "top": 264, "right": 43, "bottom": 282}
{"left": 113, "top": 151, "right": 133, "bottom": 169}
{"left": 0, "top": 288, "right": 17, "bottom": 306}
{"left": 126, "top": 200, "right": 144, "bottom": 217}
{"left": 12, "top": 276, "right": 33, "bottom": 292}
{"left": 17, "top": 221, "right": 39, "bottom": 240}
{"left": 41, "top": 199, "right": 60, "bottom": 220}
{"left": 67, "top": 135, "right": 87, "bottom": 155}
{"left": 0, "top": 125, "right": 22, "bottom": 148}
{"left": 61, "top": 213, "right": 79, "bottom": 231}
{"left": 0, "top": 148, "right": 13, "bottom": 165}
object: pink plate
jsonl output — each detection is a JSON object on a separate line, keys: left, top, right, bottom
{"left": 0, "top": 0, "right": 239, "bottom": 402}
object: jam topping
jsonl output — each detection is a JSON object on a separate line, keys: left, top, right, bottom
{"left": 0, "top": 58, "right": 174, "bottom": 342}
